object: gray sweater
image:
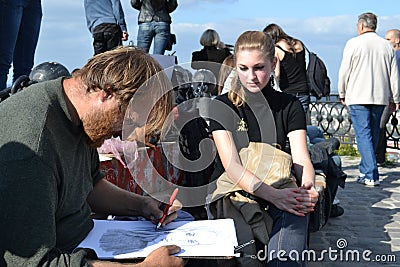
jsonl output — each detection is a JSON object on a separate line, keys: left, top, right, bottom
{"left": 0, "top": 78, "right": 103, "bottom": 266}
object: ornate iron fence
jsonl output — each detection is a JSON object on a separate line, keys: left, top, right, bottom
{"left": 308, "top": 94, "right": 400, "bottom": 149}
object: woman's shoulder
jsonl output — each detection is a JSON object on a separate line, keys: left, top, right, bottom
{"left": 276, "top": 39, "right": 304, "bottom": 53}
{"left": 267, "top": 88, "right": 299, "bottom": 107}
{"left": 214, "top": 93, "right": 231, "bottom": 104}
{"left": 293, "top": 40, "right": 304, "bottom": 53}
{"left": 276, "top": 39, "right": 290, "bottom": 50}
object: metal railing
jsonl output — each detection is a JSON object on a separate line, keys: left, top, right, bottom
{"left": 308, "top": 94, "right": 400, "bottom": 149}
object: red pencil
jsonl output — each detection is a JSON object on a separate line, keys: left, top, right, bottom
{"left": 155, "top": 188, "right": 179, "bottom": 230}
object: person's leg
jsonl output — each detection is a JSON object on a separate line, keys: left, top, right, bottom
{"left": 349, "top": 105, "right": 381, "bottom": 182}
{"left": 376, "top": 105, "right": 391, "bottom": 164}
{"left": 104, "top": 24, "right": 123, "bottom": 52}
{"left": 153, "top": 22, "right": 170, "bottom": 55}
{"left": 371, "top": 105, "right": 385, "bottom": 164}
{"left": 137, "top": 22, "right": 154, "bottom": 53}
{"left": 12, "top": 0, "right": 42, "bottom": 83}
{"left": 0, "top": 0, "right": 24, "bottom": 90}
{"left": 92, "top": 31, "right": 107, "bottom": 56}
{"left": 267, "top": 205, "right": 309, "bottom": 266}
{"left": 306, "top": 125, "right": 325, "bottom": 144}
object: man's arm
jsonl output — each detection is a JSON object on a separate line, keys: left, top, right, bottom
{"left": 87, "top": 178, "right": 179, "bottom": 225}
{"left": 112, "top": 0, "right": 128, "bottom": 33}
{"left": 87, "top": 245, "right": 184, "bottom": 267}
{"left": 337, "top": 41, "right": 353, "bottom": 100}
{"left": 390, "top": 50, "right": 400, "bottom": 108}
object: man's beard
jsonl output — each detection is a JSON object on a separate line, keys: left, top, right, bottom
{"left": 82, "top": 108, "right": 122, "bottom": 148}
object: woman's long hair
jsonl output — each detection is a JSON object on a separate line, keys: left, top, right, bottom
{"left": 263, "top": 23, "right": 299, "bottom": 55}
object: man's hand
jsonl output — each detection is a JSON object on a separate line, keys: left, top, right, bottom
{"left": 139, "top": 245, "right": 184, "bottom": 267}
{"left": 139, "top": 195, "right": 181, "bottom": 226}
{"left": 122, "top": 32, "right": 129, "bottom": 41}
{"left": 87, "top": 245, "right": 184, "bottom": 267}
{"left": 340, "top": 98, "right": 346, "bottom": 106}
{"left": 389, "top": 102, "right": 399, "bottom": 113}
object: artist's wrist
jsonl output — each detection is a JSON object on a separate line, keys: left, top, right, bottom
{"left": 126, "top": 193, "right": 146, "bottom": 217}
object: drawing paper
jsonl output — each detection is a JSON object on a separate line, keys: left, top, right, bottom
{"left": 76, "top": 218, "right": 238, "bottom": 259}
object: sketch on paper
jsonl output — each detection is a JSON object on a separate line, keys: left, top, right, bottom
{"left": 99, "top": 227, "right": 217, "bottom": 255}
{"left": 76, "top": 219, "right": 238, "bottom": 259}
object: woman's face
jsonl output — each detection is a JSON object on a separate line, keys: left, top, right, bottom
{"left": 236, "top": 49, "right": 276, "bottom": 93}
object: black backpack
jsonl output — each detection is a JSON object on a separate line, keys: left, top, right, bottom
{"left": 304, "top": 46, "right": 331, "bottom": 99}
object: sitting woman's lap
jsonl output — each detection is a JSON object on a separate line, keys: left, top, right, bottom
{"left": 267, "top": 204, "right": 309, "bottom": 267}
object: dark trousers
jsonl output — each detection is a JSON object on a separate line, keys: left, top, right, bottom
{"left": 376, "top": 105, "right": 392, "bottom": 164}
{"left": 92, "top": 23, "right": 122, "bottom": 55}
{"left": 0, "top": 0, "right": 42, "bottom": 90}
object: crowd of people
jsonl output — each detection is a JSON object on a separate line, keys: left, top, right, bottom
{"left": 1, "top": 3, "right": 400, "bottom": 267}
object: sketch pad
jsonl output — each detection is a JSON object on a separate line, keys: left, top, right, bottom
{"left": 76, "top": 219, "right": 239, "bottom": 259}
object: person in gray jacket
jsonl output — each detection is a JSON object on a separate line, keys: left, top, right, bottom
{"left": 131, "top": 0, "right": 178, "bottom": 55}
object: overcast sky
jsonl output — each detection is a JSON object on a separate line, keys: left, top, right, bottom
{"left": 16, "top": 0, "right": 400, "bottom": 92}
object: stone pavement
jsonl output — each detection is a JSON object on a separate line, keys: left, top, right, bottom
{"left": 309, "top": 156, "right": 400, "bottom": 266}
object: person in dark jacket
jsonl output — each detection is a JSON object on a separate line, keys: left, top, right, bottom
{"left": 131, "top": 0, "right": 178, "bottom": 55}
{"left": 191, "top": 29, "right": 232, "bottom": 95}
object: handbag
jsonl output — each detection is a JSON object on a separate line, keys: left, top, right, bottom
{"left": 211, "top": 142, "right": 297, "bottom": 202}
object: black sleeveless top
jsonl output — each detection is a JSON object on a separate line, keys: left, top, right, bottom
{"left": 276, "top": 46, "right": 309, "bottom": 95}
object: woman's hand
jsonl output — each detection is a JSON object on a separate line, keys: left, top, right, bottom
{"left": 295, "top": 182, "right": 319, "bottom": 214}
{"left": 269, "top": 184, "right": 318, "bottom": 216}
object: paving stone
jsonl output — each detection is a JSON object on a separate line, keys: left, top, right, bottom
{"left": 309, "top": 156, "right": 400, "bottom": 266}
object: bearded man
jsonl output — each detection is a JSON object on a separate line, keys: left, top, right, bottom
{"left": 0, "top": 47, "right": 183, "bottom": 267}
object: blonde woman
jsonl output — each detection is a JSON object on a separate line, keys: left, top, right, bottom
{"left": 209, "top": 31, "right": 318, "bottom": 266}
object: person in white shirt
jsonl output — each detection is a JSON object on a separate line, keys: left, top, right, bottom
{"left": 338, "top": 12, "right": 400, "bottom": 186}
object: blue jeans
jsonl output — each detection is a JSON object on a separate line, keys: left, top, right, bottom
{"left": 0, "top": 0, "right": 42, "bottom": 91}
{"left": 267, "top": 205, "right": 309, "bottom": 266}
{"left": 349, "top": 105, "right": 385, "bottom": 181}
{"left": 137, "top": 21, "right": 170, "bottom": 55}
{"left": 306, "top": 125, "right": 325, "bottom": 144}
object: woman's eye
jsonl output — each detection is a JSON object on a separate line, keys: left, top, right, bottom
{"left": 239, "top": 67, "right": 248, "bottom": 71}
{"left": 255, "top": 66, "right": 264, "bottom": 70}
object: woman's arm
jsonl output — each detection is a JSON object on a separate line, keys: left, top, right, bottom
{"left": 213, "top": 130, "right": 309, "bottom": 216}
{"left": 287, "top": 129, "right": 315, "bottom": 186}
{"left": 287, "top": 129, "right": 319, "bottom": 213}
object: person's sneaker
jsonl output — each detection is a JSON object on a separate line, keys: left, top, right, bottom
{"left": 364, "top": 179, "right": 380, "bottom": 186}
{"left": 377, "top": 161, "right": 386, "bottom": 167}
{"left": 357, "top": 175, "right": 366, "bottom": 184}
{"left": 330, "top": 204, "right": 344, "bottom": 218}
{"left": 333, "top": 197, "right": 340, "bottom": 205}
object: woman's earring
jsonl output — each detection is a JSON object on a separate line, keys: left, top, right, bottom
{"left": 270, "top": 73, "right": 275, "bottom": 87}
